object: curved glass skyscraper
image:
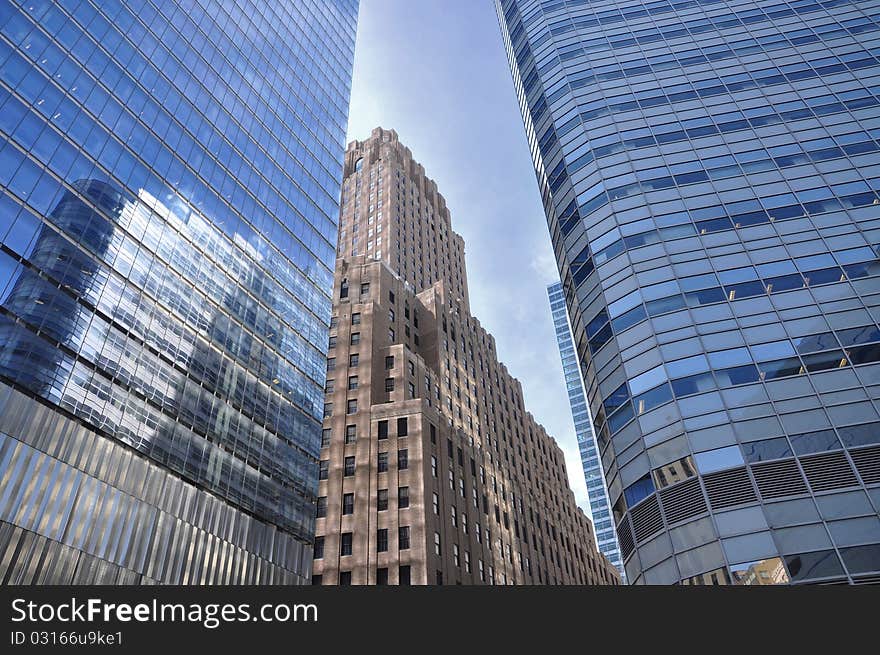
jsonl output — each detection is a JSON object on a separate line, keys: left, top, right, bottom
{"left": 498, "top": 0, "right": 880, "bottom": 584}
{"left": 0, "top": 0, "right": 357, "bottom": 584}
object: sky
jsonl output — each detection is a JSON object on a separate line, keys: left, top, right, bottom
{"left": 345, "top": 0, "right": 593, "bottom": 513}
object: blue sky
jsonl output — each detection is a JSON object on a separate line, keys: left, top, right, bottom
{"left": 346, "top": 0, "right": 592, "bottom": 512}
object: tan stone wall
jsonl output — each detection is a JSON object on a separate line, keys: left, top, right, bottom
{"left": 314, "top": 129, "right": 620, "bottom": 586}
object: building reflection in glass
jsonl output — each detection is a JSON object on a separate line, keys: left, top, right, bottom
{"left": 0, "top": 179, "right": 322, "bottom": 541}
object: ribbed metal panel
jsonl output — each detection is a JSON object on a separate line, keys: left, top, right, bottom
{"left": 659, "top": 478, "right": 707, "bottom": 525}
{"left": 703, "top": 467, "right": 757, "bottom": 509}
{"left": 751, "top": 459, "right": 808, "bottom": 499}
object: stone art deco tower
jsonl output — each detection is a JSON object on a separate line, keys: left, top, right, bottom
{"left": 313, "top": 128, "right": 621, "bottom": 585}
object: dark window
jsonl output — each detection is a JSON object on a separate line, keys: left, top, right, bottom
{"left": 343, "top": 493, "right": 354, "bottom": 515}
{"left": 398, "top": 449, "right": 409, "bottom": 470}
{"left": 378, "top": 420, "right": 389, "bottom": 439}
{"left": 385, "top": 355, "right": 395, "bottom": 369}
{"left": 398, "top": 417, "right": 408, "bottom": 436}
{"left": 399, "top": 526, "right": 411, "bottom": 550}
{"left": 376, "top": 568, "right": 389, "bottom": 585}
{"left": 344, "top": 456, "right": 355, "bottom": 476}
{"left": 312, "top": 574, "right": 322, "bottom": 585}
{"left": 399, "top": 565, "right": 411, "bottom": 585}
{"left": 316, "top": 496, "right": 327, "bottom": 518}
{"left": 378, "top": 452, "right": 388, "bottom": 473}
{"left": 349, "top": 354, "right": 359, "bottom": 367}
{"left": 340, "top": 280, "right": 349, "bottom": 299}
{"left": 345, "top": 424, "right": 356, "bottom": 444}
{"left": 378, "top": 488, "right": 388, "bottom": 511}
{"left": 340, "top": 533, "right": 353, "bottom": 556}
{"left": 350, "top": 332, "right": 360, "bottom": 345}
{"left": 319, "top": 460, "right": 329, "bottom": 480}
{"left": 339, "top": 571, "right": 352, "bottom": 585}
{"left": 347, "top": 399, "right": 357, "bottom": 414}
{"left": 360, "top": 282, "right": 369, "bottom": 295}
{"left": 314, "top": 536, "right": 324, "bottom": 559}
{"left": 385, "top": 377, "right": 395, "bottom": 392}
{"left": 399, "top": 486, "right": 410, "bottom": 508}
{"left": 377, "top": 528, "right": 388, "bottom": 552}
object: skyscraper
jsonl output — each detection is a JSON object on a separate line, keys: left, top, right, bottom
{"left": 548, "top": 281, "right": 625, "bottom": 580}
{"left": 313, "top": 127, "right": 620, "bottom": 585}
{"left": 497, "top": 0, "right": 880, "bottom": 584}
{"left": 0, "top": 0, "right": 358, "bottom": 584}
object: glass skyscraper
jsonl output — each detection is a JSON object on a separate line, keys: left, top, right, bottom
{"left": 498, "top": 0, "right": 880, "bottom": 584}
{"left": 548, "top": 281, "right": 625, "bottom": 579}
{"left": 0, "top": 0, "right": 357, "bottom": 584}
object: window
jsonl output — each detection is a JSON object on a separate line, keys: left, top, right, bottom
{"left": 399, "top": 526, "right": 411, "bottom": 550}
{"left": 323, "top": 403, "right": 332, "bottom": 418}
{"left": 327, "top": 357, "right": 335, "bottom": 371}
{"left": 348, "top": 376, "right": 358, "bottom": 390}
{"left": 316, "top": 496, "right": 327, "bottom": 518}
{"left": 340, "top": 279, "right": 349, "bottom": 298}
{"left": 344, "top": 456, "right": 355, "bottom": 476}
{"left": 385, "top": 377, "right": 395, "bottom": 392}
{"left": 451, "top": 505, "right": 458, "bottom": 526}
{"left": 340, "top": 533, "right": 353, "bottom": 556}
{"left": 378, "top": 452, "right": 388, "bottom": 473}
{"left": 398, "top": 449, "right": 408, "bottom": 470}
{"left": 431, "top": 456, "right": 437, "bottom": 477}
{"left": 342, "top": 494, "right": 354, "bottom": 516}
{"left": 408, "top": 382, "right": 415, "bottom": 399}
{"left": 349, "top": 354, "right": 359, "bottom": 367}
{"left": 453, "top": 544, "right": 460, "bottom": 567}
{"left": 360, "top": 282, "right": 370, "bottom": 295}
{"left": 399, "top": 486, "right": 410, "bottom": 508}
{"left": 339, "top": 571, "right": 352, "bottom": 585}
{"left": 312, "top": 574, "right": 322, "bottom": 585}
{"left": 464, "top": 551, "right": 471, "bottom": 573}
{"left": 399, "top": 565, "right": 411, "bottom": 585}
{"left": 408, "top": 360, "right": 415, "bottom": 375}
{"left": 433, "top": 492, "right": 440, "bottom": 514}
{"left": 389, "top": 328, "right": 395, "bottom": 341}
{"left": 385, "top": 355, "right": 395, "bottom": 369}
{"left": 350, "top": 332, "right": 360, "bottom": 345}
{"left": 345, "top": 424, "right": 356, "bottom": 444}
{"left": 321, "top": 429, "right": 330, "bottom": 448}
{"left": 377, "top": 528, "right": 388, "bottom": 552}
{"left": 319, "top": 460, "right": 329, "bottom": 480}
{"left": 378, "top": 488, "right": 388, "bottom": 511}
{"left": 314, "top": 536, "right": 324, "bottom": 559}
{"left": 352, "top": 312, "right": 361, "bottom": 324}
{"left": 377, "top": 420, "right": 388, "bottom": 439}
{"left": 376, "top": 568, "right": 389, "bottom": 585}
{"left": 434, "top": 532, "right": 441, "bottom": 555}
{"left": 347, "top": 399, "right": 357, "bottom": 414}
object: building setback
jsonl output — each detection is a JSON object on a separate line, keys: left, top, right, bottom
{"left": 313, "top": 128, "right": 620, "bottom": 585}
{"left": 548, "top": 281, "right": 625, "bottom": 580}
{"left": 497, "top": 0, "right": 880, "bottom": 584}
{"left": 0, "top": 0, "right": 358, "bottom": 584}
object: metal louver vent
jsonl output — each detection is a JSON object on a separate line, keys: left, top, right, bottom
{"left": 630, "top": 495, "right": 663, "bottom": 543}
{"left": 658, "top": 477, "right": 706, "bottom": 525}
{"left": 617, "top": 518, "right": 635, "bottom": 560}
{"left": 703, "top": 467, "right": 757, "bottom": 509}
{"left": 850, "top": 446, "right": 880, "bottom": 485}
{"left": 800, "top": 452, "right": 858, "bottom": 492}
{"left": 852, "top": 574, "right": 880, "bottom": 585}
{"left": 751, "top": 459, "right": 808, "bottom": 499}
